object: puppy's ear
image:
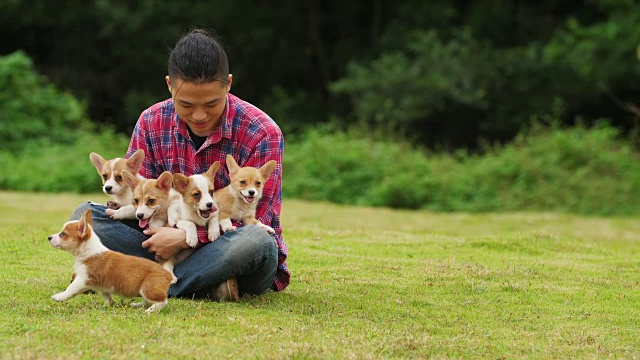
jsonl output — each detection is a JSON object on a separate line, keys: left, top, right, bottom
{"left": 205, "top": 161, "right": 220, "bottom": 181}
{"left": 89, "top": 152, "right": 106, "bottom": 173}
{"left": 259, "top": 160, "right": 277, "bottom": 180}
{"left": 126, "top": 149, "right": 145, "bottom": 174}
{"left": 156, "top": 171, "right": 173, "bottom": 191}
{"left": 78, "top": 209, "right": 92, "bottom": 239}
{"left": 121, "top": 170, "right": 139, "bottom": 190}
{"left": 173, "top": 173, "right": 190, "bottom": 194}
{"left": 225, "top": 155, "right": 239, "bottom": 176}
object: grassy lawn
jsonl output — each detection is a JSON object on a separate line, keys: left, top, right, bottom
{"left": 1, "top": 190, "right": 639, "bottom": 359}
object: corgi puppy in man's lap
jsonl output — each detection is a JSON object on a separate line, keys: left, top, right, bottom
{"left": 89, "top": 149, "right": 145, "bottom": 220}
{"left": 216, "top": 155, "right": 277, "bottom": 234}
{"left": 121, "top": 170, "right": 181, "bottom": 282}
{"left": 121, "top": 170, "right": 180, "bottom": 231}
{"left": 48, "top": 209, "right": 173, "bottom": 313}
{"left": 171, "top": 161, "right": 221, "bottom": 246}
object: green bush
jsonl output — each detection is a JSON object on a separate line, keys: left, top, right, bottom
{"left": 0, "top": 50, "right": 131, "bottom": 193}
{"left": 282, "top": 126, "right": 434, "bottom": 208}
{"left": 284, "top": 122, "right": 640, "bottom": 215}
{"left": 2, "top": 117, "right": 637, "bottom": 215}
{"left": 0, "top": 51, "right": 91, "bottom": 153}
{"left": 0, "top": 130, "right": 130, "bottom": 193}
{"left": 461, "top": 122, "right": 640, "bottom": 215}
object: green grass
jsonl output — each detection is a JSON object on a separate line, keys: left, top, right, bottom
{"left": 1, "top": 190, "right": 640, "bottom": 359}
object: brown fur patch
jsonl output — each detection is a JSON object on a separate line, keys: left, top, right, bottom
{"left": 82, "top": 252, "right": 172, "bottom": 301}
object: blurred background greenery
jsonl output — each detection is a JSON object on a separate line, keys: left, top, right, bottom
{"left": 0, "top": 0, "right": 639, "bottom": 215}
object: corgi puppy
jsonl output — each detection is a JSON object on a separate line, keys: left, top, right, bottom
{"left": 122, "top": 170, "right": 181, "bottom": 282}
{"left": 89, "top": 149, "right": 145, "bottom": 220}
{"left": 48, "top": 209, "right": 173, "bottom": 313}
{"left": 171, "top": 161, "right": 221, "bottom": 246}
{"left": 121, "top": 170, "right": 180, "bottom": 231}
{"left": 215, "top": 155, "right": 277, "bottom": 234}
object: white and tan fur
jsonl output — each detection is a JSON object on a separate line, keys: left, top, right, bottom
{"left": 48, "top": 209, "right": 173, "bottom": 313}
{"left": 89, "top": 149, "right": 145, "bottom": 220}
{"left": 121, "top": 170, "right": 180, "bottom": 231}
{"left": 215, "top": 154, "right": 277, "bottom": 234}
{"left": 121, "top": 170, "right": 181, "bottom": 282}
{"left": 171, "top": 162, "right": 221, "bottom": 246}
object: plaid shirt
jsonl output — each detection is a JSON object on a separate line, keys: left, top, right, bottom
{"left": 126, "top": 93, "right": 289, "bottom": 291}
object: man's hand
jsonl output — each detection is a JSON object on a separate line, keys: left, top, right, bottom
{"left": 142, "top": 226, "right": 189, "bottom": 260}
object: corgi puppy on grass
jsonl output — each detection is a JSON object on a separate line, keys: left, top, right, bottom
{"left": 216, "top": 155, "right": 277, "bottom": 234}
{"left": 48, "top": 209, "right": 173, "bottom": 313}
{"left": 89, "top": 149, "right": 145, "bottom": 220}
{"left": 121, "top": 170, "right": 181, "bottom": 282}
{"left": 171, "top": 161, "right": 221, "bottom": 246}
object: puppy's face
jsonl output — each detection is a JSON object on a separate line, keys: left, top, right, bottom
{"left": 174, "top": 162, "right": 220, "bottom": 220}
{"left": 124, "top": 171, "right": 173, "bottom": 227}
{"left": 89, "top": 150, "right": 144, "bottom": 196}
{"left": 48, "top": 209, "right": 92, "bottom": 252}
{"left": 226, "top": 155, "right": 276, "bottom": 204}
{"left": 230, "top": 168, "right": 267, "bottom": 204}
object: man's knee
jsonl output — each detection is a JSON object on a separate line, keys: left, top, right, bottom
{"left": 242, "top": 225, "right": 278, "bottom": 258}
{"left": 70, "top": 201, "right": 92, "bottom": 221}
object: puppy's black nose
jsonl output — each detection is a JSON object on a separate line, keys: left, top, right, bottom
{"left": 104, "top": 185, "right": 112, "bottom": 193}
{"left": 248, "top": 190, "right": 255, "bottom": 196}
{"left": 206, "top": 202, "right": 213, "bottom": 209}
{"left": 136, "top": 213, "right": 144, "bottom": 219}
{"left": 47, "top": 236, "right": 52, "bottom": 241}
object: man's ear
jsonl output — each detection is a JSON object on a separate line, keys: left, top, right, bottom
{"left": 165, "top": 75, "right": 172, "bottom": 94}
{"left": 226, "top": 74, "right": 233, "bottom": 92}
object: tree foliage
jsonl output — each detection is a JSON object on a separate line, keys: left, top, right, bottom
{"left": 0, "top": 51, "right": 89, "bottom": 152}
{"left": 1, "top": 0, "right": 639, "bottom": 149}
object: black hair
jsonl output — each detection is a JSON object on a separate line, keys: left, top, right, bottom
{"left": 168, "top": 29, "right": 229, "bottom": 84}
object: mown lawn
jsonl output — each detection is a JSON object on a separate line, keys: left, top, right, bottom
{"left": 1, "top": 191, "right": 639, "bottom": 359}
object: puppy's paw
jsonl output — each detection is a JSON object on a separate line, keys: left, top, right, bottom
{"left": 208, "top": 230, "right": 220, "bottom": 242}
{"left": 171, "top": 275, "right": 178, "bottom": 284}
{"left": 52, "top": 292, "right": 68, "bottom": 302}
{"left": 221, "top": 224, "right": 237, "bottom": 233}
{"left": 107, "top": 208, "right": 130, "bottom": 220}
{"left": 145, "top": 304, "right": 163, "bottom": 313}
{"left": 186, "top": 233, "right": 199, "bottom": 248}
{"left": 106, "top": 201, "right": 121, "bottom": 210}
{"left": 130, "top": 301, "right": 146, "bottom": 308}
{"left": 261, "top": 223, "right": 276, "bottom": 234}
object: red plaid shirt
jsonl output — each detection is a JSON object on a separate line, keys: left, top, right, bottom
{"left": 126, "top": 93, "right": 289, "bottom": 291}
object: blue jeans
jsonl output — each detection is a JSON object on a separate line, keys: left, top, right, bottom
{"left": 71, "top": 202, "right": 278, "bottom": 298}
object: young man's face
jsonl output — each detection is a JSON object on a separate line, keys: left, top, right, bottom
{"left": 165, "top": 74, "right": 233, "bottom": 137}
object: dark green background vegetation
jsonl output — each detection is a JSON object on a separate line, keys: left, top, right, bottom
{"left": 1, "top": 1, "right": 639, "bottom": 214}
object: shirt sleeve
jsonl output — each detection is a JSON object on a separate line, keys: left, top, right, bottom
{"left": 244, "top": 131, "right": 284, "bottom": 237}
{"left": 243, "top": 130, "right": 289, "bottom": 292}
{"left": 126, "top": 111, "right": 158, "bottom": 179}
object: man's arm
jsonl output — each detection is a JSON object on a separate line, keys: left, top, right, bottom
{"left": 243, "top": 132, "right": 284, "bottom": 235}
{"left": 126, "top": 112, "right": 158, "bottom": 179}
